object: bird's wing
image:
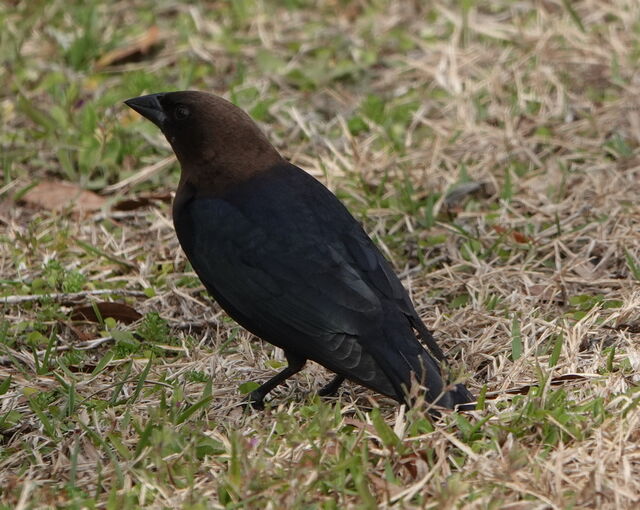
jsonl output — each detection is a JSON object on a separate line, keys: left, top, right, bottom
{"left": 180, "top": 197, "right": 425, "bottom": 399}
{"left": 340, "top": 227, "right": 446, "bottom": 361}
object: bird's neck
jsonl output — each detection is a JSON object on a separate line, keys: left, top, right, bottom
{"left": 175, "top": 149, "right": 284, "bottom": 198}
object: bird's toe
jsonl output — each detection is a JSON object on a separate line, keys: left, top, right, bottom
{"left": 244, "top": 391, "right": 266, "bottom": 411}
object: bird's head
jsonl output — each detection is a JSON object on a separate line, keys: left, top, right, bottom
{"left": 125, "top": 91, "right": 283, "bottom": 194}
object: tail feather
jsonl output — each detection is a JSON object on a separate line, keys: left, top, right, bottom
{"left": 448, "top": 383, "right": 475, "bottom": 410}
{"left": 364, "top": 302, "right": 474, "bottom": 411}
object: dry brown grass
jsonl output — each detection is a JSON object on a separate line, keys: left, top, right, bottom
{"left": 1, "top": 0, "right": 640, "bottom": 508}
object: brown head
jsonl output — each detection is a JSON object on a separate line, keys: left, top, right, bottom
{"left": 124, "top": 91, "right": 284, "bottom": 196}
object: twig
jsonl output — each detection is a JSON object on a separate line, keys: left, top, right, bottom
{"left": 74, "top": 336, "right": 115, "bottom": 351}
{"left": 0, "top": 336, "right": 115, "bottom": 366}
{"left": 168, "top": 319, "right": 221, "bottom": 330}
{"left": 1, "top": 289, "right": 147, "bottom": 305}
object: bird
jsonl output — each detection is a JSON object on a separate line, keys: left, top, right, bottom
{"left": 124, "top": 91, "right": 474, "bottom": 411}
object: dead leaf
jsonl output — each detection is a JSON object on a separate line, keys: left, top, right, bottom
{"left": 114, "top": 192, "right": 172, "bottom": 211}
{"left": 493, "top": 225, "right": 535, "bottom": 244}
{"left": 368, "top": 472, "right": 402, "bottom": 497}
{"left": 21, "top": 181, "right": 105, "bottom": 215}
{"left": 511, "top": 230, "right": 533, "bottom": 243}
{"left": 399, "top": 453, "right": 421, "bottom": 478}
{"left": 444, "top": 181, "right": 492, "bottom": 210}
{"left": 528, "top": 284, "right": 563, "bottom": 303}
{"left": 71, "top": 302, "right": 142, "bottom": 324}
{"left": 343, "top": 417, "right": 377, "bottom": 435}
{"left": 95, "top": 26, "right": 160, "bottom": 69}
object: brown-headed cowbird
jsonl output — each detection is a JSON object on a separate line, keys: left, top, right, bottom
{"left": 125, "top": 91, "right": 473, "bottom": 410}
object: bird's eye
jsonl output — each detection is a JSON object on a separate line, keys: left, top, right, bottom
{"left": 174, "top": 105, "right": 190, "bottom": 120}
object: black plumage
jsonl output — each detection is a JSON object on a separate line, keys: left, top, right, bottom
{"left": 125, "top": 91, "right": 473, "bottom": 410}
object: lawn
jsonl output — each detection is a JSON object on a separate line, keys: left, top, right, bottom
{"left": 1, "top": 0, "right": 639, "bottom": 508}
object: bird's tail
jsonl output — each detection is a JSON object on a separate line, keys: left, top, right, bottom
{"left": 447, "top": 382, "right": 475, "bottom": 411}
{"left": 409, "top": 315, "right": 475, "bottom": 410}
{"left": 410, "top": 350, "right": 475, "bottom": 411}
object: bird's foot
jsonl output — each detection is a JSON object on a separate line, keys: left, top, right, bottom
{"left": 243, "top": 390, "right": 266, "bottom": 411}
{"left": 317, "top": 375, "right": 345, "bottom": 397}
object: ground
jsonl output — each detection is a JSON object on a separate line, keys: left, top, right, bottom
{"left": 1, "top": 0, "right": 639, "bottom": 508}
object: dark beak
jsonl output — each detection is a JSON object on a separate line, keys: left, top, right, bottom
{"left": 124, "top": 93, "right": 167, "bottom": 128}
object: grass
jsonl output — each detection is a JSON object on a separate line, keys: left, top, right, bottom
{"left": 1, "top": 0, "right": 640, "bottom": 507}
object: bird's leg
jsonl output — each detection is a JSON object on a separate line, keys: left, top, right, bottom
{"left": 317, "top": 374, "right": 345, "bottom": 396}
{"left": 247, "top": 352, "right": 306, "bottom": 409}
